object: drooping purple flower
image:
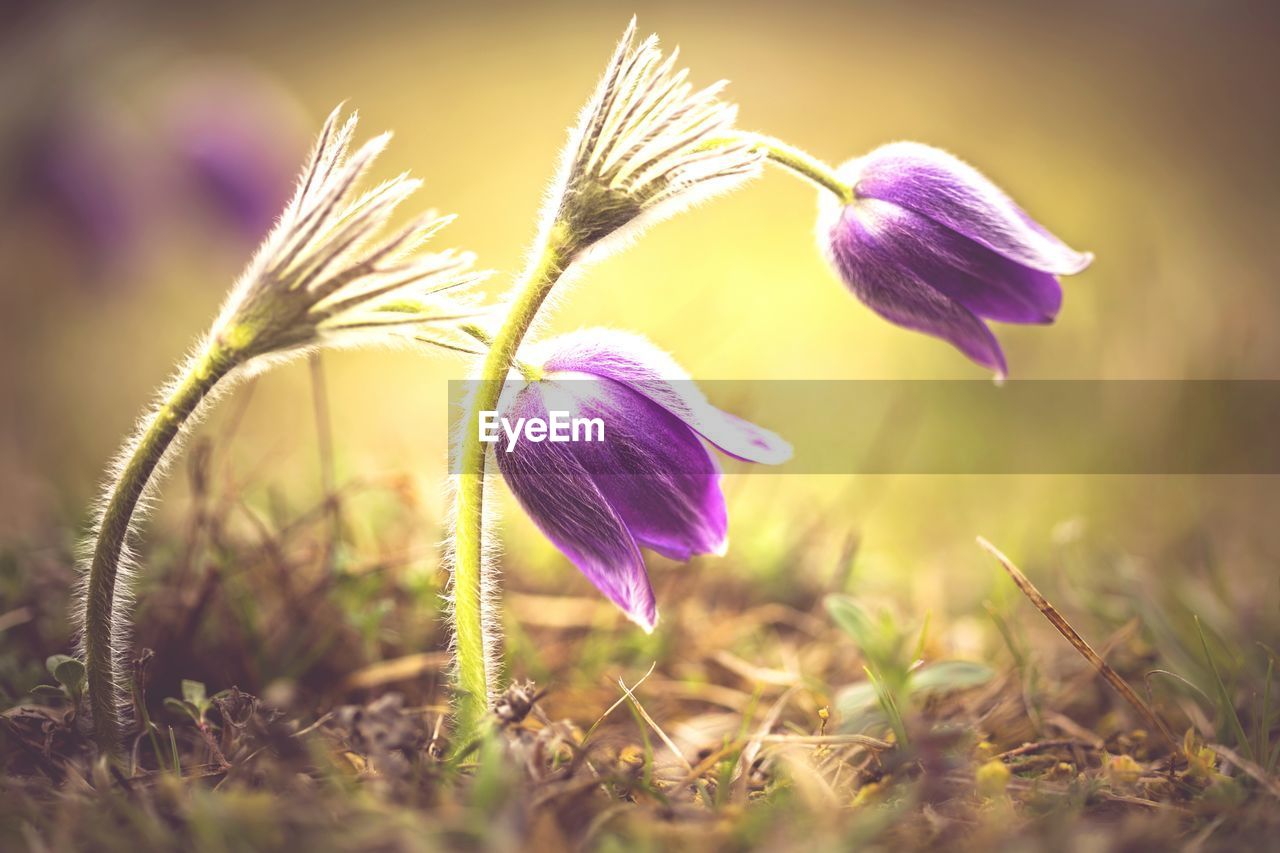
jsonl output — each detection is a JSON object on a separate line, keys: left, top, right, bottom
{"left": 490, "top": 329, "right": 791, "bottom": 631}
{"left": 818, "top": 142, "right": 1092, "bottom": 378}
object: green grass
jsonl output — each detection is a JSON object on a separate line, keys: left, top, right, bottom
{"left": 2, "top": 472, "right": 1280, "bottom": 851}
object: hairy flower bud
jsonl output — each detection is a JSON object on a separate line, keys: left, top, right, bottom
{"left": 209, "top": 105, "right": 486, "bottom": 364}
{"left": 548, "top": 18, "right": 763, "bottom": 259}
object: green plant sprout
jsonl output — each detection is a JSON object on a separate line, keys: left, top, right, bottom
{"left": 825, "top": 594, "right": 993, "bottom": 744}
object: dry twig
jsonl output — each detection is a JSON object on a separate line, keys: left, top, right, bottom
{"left": 977, "top": 537, "right": 1180, "bottom": 753}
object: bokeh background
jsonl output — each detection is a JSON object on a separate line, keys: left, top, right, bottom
{"left": 3, "top": 0, "right": 1279, "bottom": 639}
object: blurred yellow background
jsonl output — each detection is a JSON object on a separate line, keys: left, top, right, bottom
{"left": 3, "top": 0, "right": 1278, "bottom": 617}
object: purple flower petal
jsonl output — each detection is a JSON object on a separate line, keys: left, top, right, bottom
{"left": 492, "top": 330, "right": 788, "bottom": 630}
{"left": 826, "top": 201, "right": 1008, "bottom": 376}
{"left": 848, "top": 142, "right": 1092, "bottom": 275}
{"left": 494, "top": 390, "right": 658, "bottom": 631}
{"left": 554, "top": 377, "right": 729, "bottom": 561}
{"left": 533, "top": 329, "right": 792, "bottom": 465}
{"left": 858, "top": 200, "right": 1063, "bottom": 324}
{"left": 500, "top": 372, "right": 729, "bottom": 561}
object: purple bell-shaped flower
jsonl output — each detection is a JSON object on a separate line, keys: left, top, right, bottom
{"left": 490, "top": 329, "right": 790, "bottom": 630}
{"left": 819, "top": 141, "right": 1092, "bottom": 377}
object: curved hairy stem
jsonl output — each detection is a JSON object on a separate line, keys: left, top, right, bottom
{"left": 82, "top": 343, "right": 238, "bottom": 754}
{"left": 710, "top": 133, "right": 854, "bottom": 203}
{"left": 451, "top": 224, "right": 574, "bottom": 745}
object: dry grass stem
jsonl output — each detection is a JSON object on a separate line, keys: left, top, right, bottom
{"left": 977, "top": 536, "right": 1181, "bottom": 752}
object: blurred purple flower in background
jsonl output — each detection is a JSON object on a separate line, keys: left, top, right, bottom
{"left": 4, "top": 62, "right": 306, "bottom": 287}
{"left": 491, "top": 329, "right": 791, "bottom": 630}
{"left": 18, "top": 110, "right": 142, "bottom": 279}
{"left": 164, "top": 65, "right": 306, "bottom": 241}
{"left": 818, "top": 142, "right": 1092, "bottom": 378}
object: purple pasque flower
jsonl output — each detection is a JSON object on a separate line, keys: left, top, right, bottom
{"left": 818, "top": 142, "right": 1092, "bottom": 378}
{"left": 491, "top": 329, "right": 791, "bottom": 631}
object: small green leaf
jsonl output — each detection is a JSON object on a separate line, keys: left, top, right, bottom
{"left": 29, "top": 684, "right": 67, "bottom": 702}
{"left": 164, "top": 697, "right": 202, "bottom": 725}
{"left": 825, "top": 595, "right": 876, "bottom": 649}
{"left": 46, "top": 655, "right": 85, "bottom": 701}
{"left": 46, "top": 655, "right": 78, "bottom": 679}
{"left": 909, "top": 660, "right": 995, "bottom": 694}
{"left": 181, "top": 679, "right": 209, "bottom": 712}
{"left": 825, "top": 594, "right": 903, "bottom": 676}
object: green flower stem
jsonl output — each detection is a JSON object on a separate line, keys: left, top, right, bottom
{"left": 717, "top": 133, "right": 854, "bottom": 204}
{"left": 84, "top": 342, "right": 238, "bottom": 755}
{"left": 451, "top": 222, "right": 574, "bottom": 745}
{"left": 459, "top": 324, "right": 542, "bottom": 382}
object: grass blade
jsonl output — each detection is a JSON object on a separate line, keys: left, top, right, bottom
{"left": 864, "top": 666, "right": 908, "bottom": 747}
{"left": 1195, "top": 616, "right": 1255, "bottom": 761}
